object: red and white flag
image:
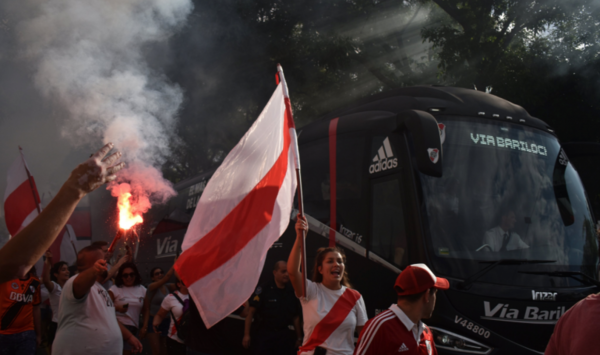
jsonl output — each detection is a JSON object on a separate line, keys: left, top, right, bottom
{"left": 48, "top": 224, "right": 79, "bottom": 266}
{"left": 175, "top": 65, "right": 300, "bottom": 328}
{"left": 4, "top": 147, "right": 41, "bottom": 237}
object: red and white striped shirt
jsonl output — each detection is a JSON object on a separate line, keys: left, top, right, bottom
{"left": 354, "top": 304, "right": 437, "bottom": 355}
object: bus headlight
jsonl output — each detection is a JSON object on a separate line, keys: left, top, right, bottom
{"left": 429, "top": 327, "right": 492, "bottom": 354}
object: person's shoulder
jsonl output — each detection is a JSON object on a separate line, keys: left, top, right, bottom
{"left": 342, "top": 286, "right": 362, "bottom": 300}
{"left": 59, "top": 276, "right": 79, "bottom": 301}
{"left": 363, "top": 309, "right": 397, "bottom": 331}
{"left": 356, "top": 311, "right": 401, "bottom": 354}
{"left": 161, "top": 293, "right": 175, "bottom": 305}
{"left": 51, "top": 281, "right": 61, "bottom": 293}
{"left": 347, "top": 286, "right": 362, "bottom": 295}
{"left": 63, "top": 275, "right": 76, "bottom": 288}
{"left": 253, "top": 284, "right": 266, "bottom": 296}
{"left": 568, "top": 293, "right": 600, "bottom": 315}
{"left": 485, "top": 226, "right": 500, "bottom": 234}
{"left": 422, "top": 323, "right": 434, "bottom": 339}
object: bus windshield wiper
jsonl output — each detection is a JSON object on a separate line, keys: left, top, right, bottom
{"left": 518, "top": 270, "right": 600, "bottom": 288}
{"left": 458, "top": 259, "right": 556, "bottom": 290}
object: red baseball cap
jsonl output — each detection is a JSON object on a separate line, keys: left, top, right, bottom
{"left": 394, "top": 264, "right": 449, "bottom": 296}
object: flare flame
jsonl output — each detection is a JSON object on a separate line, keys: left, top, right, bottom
{"left": 117, "top": 192, "right": 143, "bottom": 230}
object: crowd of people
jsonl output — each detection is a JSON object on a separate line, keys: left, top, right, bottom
{"left": 0, "top": 144, "right": 595, "bottom": 355}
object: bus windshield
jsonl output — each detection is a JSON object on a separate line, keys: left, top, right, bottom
{"left": 420, "top": 118, "right": 599, "bottom": 288}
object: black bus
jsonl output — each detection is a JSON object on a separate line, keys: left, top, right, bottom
{"left": 134, "top": 86, "right": 599, "bottom": 354}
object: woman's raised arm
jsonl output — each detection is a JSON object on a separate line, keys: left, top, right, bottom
{"left": 287, "top": 214, "right": 308, "bottom": 298}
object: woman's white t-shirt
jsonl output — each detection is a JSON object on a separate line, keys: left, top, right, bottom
{"left": 300, "top": 280, "right": 368, "bottom": 355}
{"left": 48, "top": 281, "right": 62, "bottom": 323}
{"left": 109, "top": 285, "right": 147, "bottom": 328}
{"left": 160, "top": 291, "right": 189, "bottom": 344}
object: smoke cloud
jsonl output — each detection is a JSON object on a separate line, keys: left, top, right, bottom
{"left": 14, "top": 0, "right": 194, "bottom": 215}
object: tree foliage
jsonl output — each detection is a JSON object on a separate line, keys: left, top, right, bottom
{"left": 162, "top": 0, "right": 600, "bottom": 182}
{"left": 421, "top": 0, "right": 600, "bottom": 139}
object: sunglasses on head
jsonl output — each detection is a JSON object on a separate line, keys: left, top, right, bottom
{"left": 122, "top": 273, "right": 136, "bottom": 279}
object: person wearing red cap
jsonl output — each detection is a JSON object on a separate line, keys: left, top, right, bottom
{"left": 354, "top": 264, "right": 449, "bottom": 355}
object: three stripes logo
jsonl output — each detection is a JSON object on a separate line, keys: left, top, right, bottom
{"left": 398, "top": 343, "right": 409, "bottom": 352}
{"left": 369, "top": 137, "right": 398, "bottom": 174}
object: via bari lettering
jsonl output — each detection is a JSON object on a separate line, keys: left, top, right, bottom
{"left": 157, "top": 236, "right": 178, "bottom": 257}
{"left": 470, "top": 133, "right": 548, "bottom": 156}
{"left": 482, "top": 301, "right": 565, "bottom": 323}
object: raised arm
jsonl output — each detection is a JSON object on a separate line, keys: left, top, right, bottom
{"left": 42, "top": 251, "right": 55, "bottom": 293}
{"left": 147, "top": 263, "right": 176, "bottom": 293}
{"left": 73, "top": 259, "right": 107, "bottom": 299}
{"left": 0, "top": 143, "right": 124, "bottom": 284}
{"left": 287, "top": 214, "right": 308, "bottom": 297}
{"left": 103, "top": 255, "right": 128, "bottom": 284}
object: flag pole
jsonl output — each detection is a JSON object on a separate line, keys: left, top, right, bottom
{"left": 277, "top": 64, "right": 307, "bottom": 299}
{"left": 18, "top": 147, "right": 41, "bottom": 214}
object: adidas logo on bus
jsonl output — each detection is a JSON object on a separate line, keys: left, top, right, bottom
{"left": 369, "top": 137, "right": 398, "bottom": 174}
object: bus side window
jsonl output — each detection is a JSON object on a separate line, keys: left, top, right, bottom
{"left": 370, "top": 176, "right": 408, "bottom": 268}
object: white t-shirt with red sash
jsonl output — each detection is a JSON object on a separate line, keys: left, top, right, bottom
{"left": 299, "top": 280, "right": 368, "bottom": 355}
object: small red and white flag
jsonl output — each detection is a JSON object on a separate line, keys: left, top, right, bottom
{"left": 175, "top": 65, "right": 300, "bottom": 328}
{"left": 48, "top": 224, "right": 79, "bottom": 266}
{"left": 4, "top": 147, "right": 41, "bottom": 237}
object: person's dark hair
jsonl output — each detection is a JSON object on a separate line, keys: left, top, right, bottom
{"left": 51, "top": 261, "right": 69, "bottom": 282}
{"left": 91, "top": 241, "right": 108, "bottom": 248}
{"left": 311, "top": 247, "right": 351, "bottom": 288}
{"left": 150, "top": 267, "right": 163, "bottom": 279}
{"left": 175, "top": 277, "right": 188, "bottom": 291}
{"left": 397, "top": 288, "right": 434, "bottom": 303}
{"left": 498, "top": 205, "right": 515, "bottom": 222}
{"left": 115, "top": 262, "right": 142, "bottom": 287}
{"left": 78, "top": 245, "right": 102, "bottom": 254}
{"left": 273, "top": 260, "right": 285, "bottom": 272}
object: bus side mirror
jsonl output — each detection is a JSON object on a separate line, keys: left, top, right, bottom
{"left": 395, "top": 110, "right": 443, "bottom": 177}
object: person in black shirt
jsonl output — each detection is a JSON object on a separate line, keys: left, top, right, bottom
{"left": 242, "top": 261, "right": 302, "bottom": 355}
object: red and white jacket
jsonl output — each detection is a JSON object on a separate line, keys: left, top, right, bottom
{"left": 354, "top": 304, "right": 437, "bottom": 355}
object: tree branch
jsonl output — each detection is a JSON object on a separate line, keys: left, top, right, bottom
{"left": 352, "top": 52, "right": 397, "bottom": 88}
{"left": 430, "top": 0, "right": 467, "bottom": 30}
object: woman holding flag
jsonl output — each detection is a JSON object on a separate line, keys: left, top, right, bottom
{"left": 288, "top": 215, "right": 368, "bottom": 355}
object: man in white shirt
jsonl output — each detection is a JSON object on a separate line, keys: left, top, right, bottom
{"left": 481, "top": 211, "right": 528, "bottom": 252}
{"left": 52, "top": 245, "right": 142, "bottom": 355}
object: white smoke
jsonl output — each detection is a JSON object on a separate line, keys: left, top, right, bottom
{"left": 14, "top": 0, "right": 194, "bottom": 210}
